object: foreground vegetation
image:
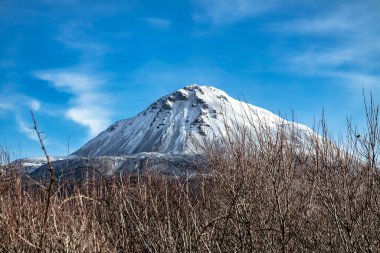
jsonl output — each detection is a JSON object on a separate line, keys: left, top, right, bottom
{"left": 0, "top": 98, "right": 379, "bottom": 252}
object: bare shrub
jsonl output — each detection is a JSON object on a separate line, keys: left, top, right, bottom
{"left": 0, "top": 98, "right": 379, "bottom": 252}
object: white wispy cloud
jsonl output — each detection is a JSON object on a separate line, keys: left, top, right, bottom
{"left": 32, "top": 7, "right": 115, "bottom": 138}
{"left": 289, "top": 45, "right": 376, "bottom": 70}
{"left": 275, "top": 1, "right": 380, "bottom": 89}
{"left": 0, "top": 94, "right": 41, "bottom": 113}
{"left": 326, "top": 72, "right": 380, "bottom": 89}
{"left": 55, "top": 22, "right": 108, "bottom": 61}
{"left": 35, "top": 70, "right": 111, "bottom": 137}
{"left": 0, "top": 92, "right": 44, "bottom": 139}
{"left": 144, "top": 17, "right": 171, "bottom": 29}
{"left": 278, "top": 6, "right": 364, "bottom": 35}
{"left": 36, "top": 71, "right": 102, "bottom": 93}
{"left": 30, "top": 100, "right": 41, "bottom": 111}
{"left": 16, "top": 116, "right": 38, "bottom": 142}
{"left": 193, "top": 0, "right": 380, "bottom": 89}
{"left": 193, "top": 0, "right": 279, "bottom": 25}
{"left": 1, "top": 0, "right": 131, "bottom": 25}
{"left": 0, "top": 102, "right": 13, "bottom": 110}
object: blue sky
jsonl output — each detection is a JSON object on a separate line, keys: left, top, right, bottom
{"left": 1, "top": 0, "right": 379, "bottom": 158}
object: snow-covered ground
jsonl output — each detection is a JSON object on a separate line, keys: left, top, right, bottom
{"left": 11, "top": 156, "right": 67, "bottom": 173}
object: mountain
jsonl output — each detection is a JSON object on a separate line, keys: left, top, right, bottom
{"left": 73, "top": 85, "right": 313, "bottom": 157}
{"left": 21, "top": 84, "right": 315, "bottom": 179}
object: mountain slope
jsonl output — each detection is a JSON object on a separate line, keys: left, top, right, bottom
{"left": 73, "top": 85, "right": 313, "bottom": 157}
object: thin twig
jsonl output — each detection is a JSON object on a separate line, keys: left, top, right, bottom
{"left": 31, "top": 111, "right": 55, "bottom": 252}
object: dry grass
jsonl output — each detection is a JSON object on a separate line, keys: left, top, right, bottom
{"left": 0, "top": 98, "right": 379, "bottom": 252}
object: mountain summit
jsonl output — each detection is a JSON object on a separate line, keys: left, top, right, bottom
{"left": 73, "top": 85, "right": 312, "bottom": 157}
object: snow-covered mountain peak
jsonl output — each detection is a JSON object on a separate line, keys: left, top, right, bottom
{"left": 73, "top": 85, "right": 313, "bottom": 157}
{"left": 150, "top": 84, "right": 229, "bottom": 109}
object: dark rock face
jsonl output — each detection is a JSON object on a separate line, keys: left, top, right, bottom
{"left": 29, "top": 154, "right": 205, "bottom": 180}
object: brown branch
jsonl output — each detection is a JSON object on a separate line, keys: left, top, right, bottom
{"left": 31, "top": 111, "right": 55, "bottom": 252}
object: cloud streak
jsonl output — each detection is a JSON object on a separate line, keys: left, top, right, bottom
{"left": 16, "top": 116, "right": 38, "bottom": 142}
{"left": 35, "top": 70, "right": 111, "bottom": 137}
{"left": 193, "top": 0, "right": 280, "bottom": 25}
{"left": 31, "top": 6, "right": 117, "bottom": 139}
{"left": 0, "top": 92, "right": 43, "bottom": 140}
{"left": 144, "top": 17, "right": 171, "bottom": 29}
{"left": 55, "top": 22, "right": 108, "bottom": 62}
{"left": 0, "top": 102, "right": 13, "bottom": 111}
{"left": 30, "top": 100, "right": 41, "bottom": 111}
{"left": 193, "top": 0, "right": 380, "bottom": 90}
{"left": 271, "top": 1, "right": 380, "bottom": 89}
